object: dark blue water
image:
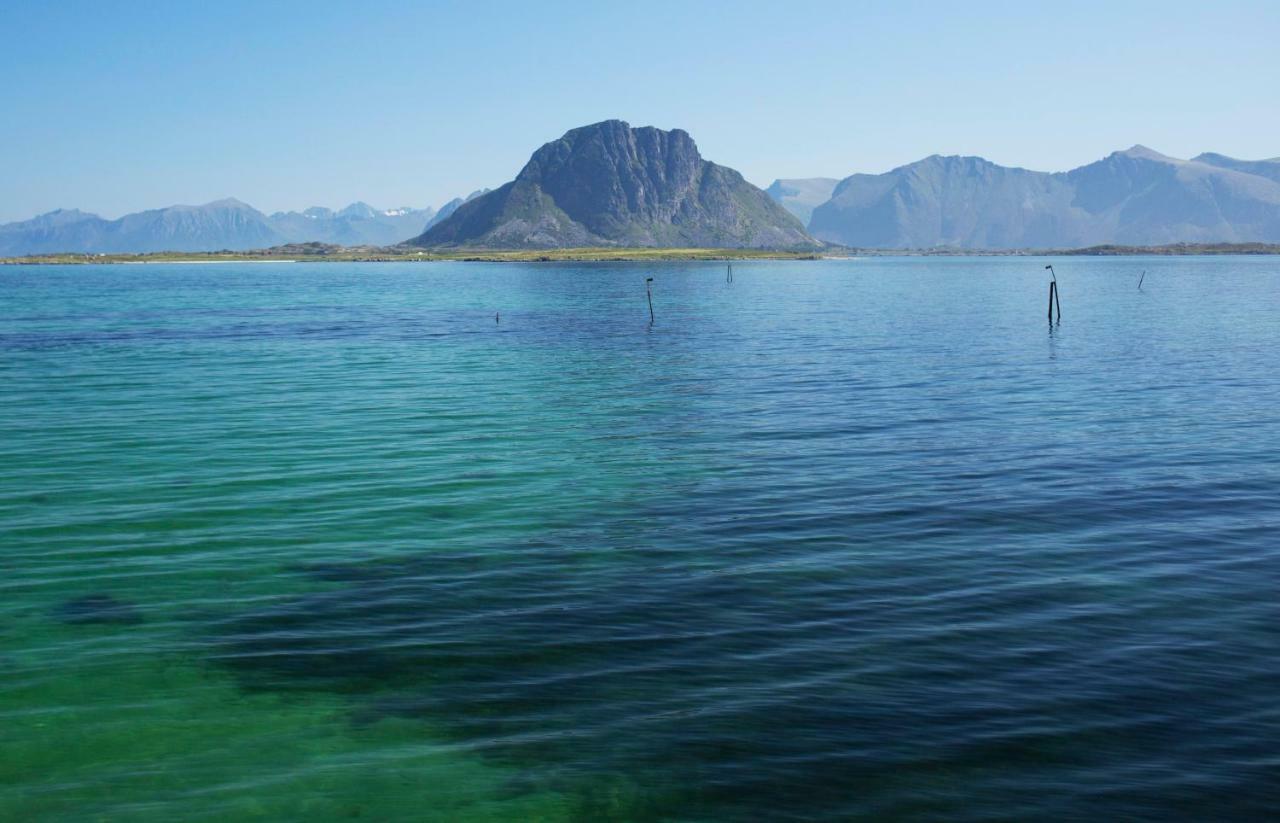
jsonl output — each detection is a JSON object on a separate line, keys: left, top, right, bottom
{"left": 1, "top": 257, "right": 1278, "bottom": 820}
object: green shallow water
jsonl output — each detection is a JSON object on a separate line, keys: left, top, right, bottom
{"left": 3, "top": 263, "right": 687, "bottom": 820}
{"left": 2, "top": 258, "right": 1278, "bottom": 820}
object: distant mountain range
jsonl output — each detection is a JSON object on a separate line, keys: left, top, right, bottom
{"left": 411, "top": 120, "right": 815, "bottom": 249}
{"left": 771, "top": 147, "right": 1280, "bottom": 249}
{"left": 8, "top": 136, "right": 1280, "bottom": 255}
{"left": 0, "top": 195, "right": 483, "bottom": 256}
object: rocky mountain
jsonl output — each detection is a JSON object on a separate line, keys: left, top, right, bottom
{"left": 0, "top": 199, "right": 443, "bottom": 255}
{"left": 410, "top": 121, "right": 816, "bottom": 249}
{"left": 110, "top": 199, "right": 283, "bottom": 252}
{"left": 0, "top": 199, "right": 281, "bottom": 255}
{"left": 808, "top": 147, "right": 1280, "bottom": 249}
{"left": 765, "top": 178, "right": 839, "bottom": 225}
{"left": 0, "top": 209, "right": 112, "bottom": 255}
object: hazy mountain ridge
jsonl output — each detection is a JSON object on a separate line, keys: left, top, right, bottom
{"left": 268, "top": 202, "right": 437, "bottom": 247}
{"left": 1192, "top": 153, "right": 1280, "bottom": 184}
{"left": 0, "top": 199, "right": 448, "bottom": 255}
{"left": 764, "top": 178, "right": 839, "bottom": 225}
{"left": 411, "top": 121, "right": 816, "bottom": 249}
{"left": 807, "top": 147, "right": 1280, "bottom": 248}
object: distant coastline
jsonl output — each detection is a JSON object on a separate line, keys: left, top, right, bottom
{"left": 3, "top": 241, "right": 1279, "bottom": 265}
{"left": 848, "top": 242, "right": 1280, "bottom": 258}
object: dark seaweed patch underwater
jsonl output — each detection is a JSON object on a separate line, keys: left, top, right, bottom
{"left": 210, "top": 533, "right": 1277, "bottom": 821}
{"left": 56, "top": 593, "right": 144, "bottom": 625}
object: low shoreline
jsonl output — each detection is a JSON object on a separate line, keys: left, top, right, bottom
{"left": 119, "top": 259, "right": 299, "bottom": 264}
{"left": 2, "top": 248, "right": 825, "bottom": 265}
{"left": 3, "top": 242, "right": 1279, "bottom": 265}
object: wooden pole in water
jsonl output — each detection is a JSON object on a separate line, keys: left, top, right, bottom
{"left": 1045, "top": 265, "right": 1061, "bottom": 322}
{"left": 1138, "top": 270, "right": 1146, "bottom": 290}
{"left": 646, "top": 277, "right": 655, "bottom": 324}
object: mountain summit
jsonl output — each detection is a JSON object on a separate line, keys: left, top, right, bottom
{"left": 409, "top": 120, "right": 816, "bottom": 249}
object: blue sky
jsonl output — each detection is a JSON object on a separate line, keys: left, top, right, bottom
{"left": 1, "top": 0, "right": 1277, "bottom": 222}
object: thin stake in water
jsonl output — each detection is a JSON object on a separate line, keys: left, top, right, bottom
{"left": 1045, "top": 265, "right": 1061, "bottom": 322}
{"left": 727, "top": 263, "right": 733, "bottom": 283}
{"left": 1138, "top": 270, "right": 1146, "bottom": 290}
{"left": 646, "top": 277, "right": 655, "bottom": 324}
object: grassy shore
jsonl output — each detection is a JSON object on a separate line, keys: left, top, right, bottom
{"left": 3, "top": 242, "right": 1279, "bottom": 265}
{"left": 0, "top": 245, "right": 822, "bottom": 265}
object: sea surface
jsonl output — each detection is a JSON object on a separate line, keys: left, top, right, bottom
{"left": 1, "top": 257, "right": 1277, "bottom": 821}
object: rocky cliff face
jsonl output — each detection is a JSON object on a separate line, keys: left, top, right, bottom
{"left": 411, "top": 120, "right": 817, "bottom": 249}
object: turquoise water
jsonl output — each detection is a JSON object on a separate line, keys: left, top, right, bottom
{"left": 2, "top": 257, "right": 1278, "bottom": 820}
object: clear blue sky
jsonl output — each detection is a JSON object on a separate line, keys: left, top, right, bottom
{"left": 2, "top": 0, "right": 1277, "bottom": 222}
